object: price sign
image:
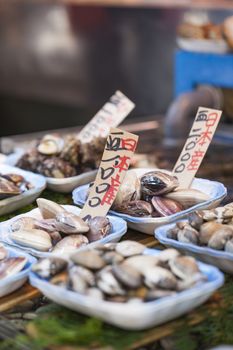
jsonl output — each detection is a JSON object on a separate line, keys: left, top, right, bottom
{"left": 80, "top": 127, "right": 138, "bottom": 220}
{"left": 173, "top": 107, "right": 222, "bottom": 188}
{"left": 78, "top": 91, "right": 135, "bottom": 143}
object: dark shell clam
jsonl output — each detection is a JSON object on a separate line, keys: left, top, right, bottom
{"left": 118, "top": 200, "right": 153, "bottom": 217}
{"left": 152, "top": 196, "right": 183, "bottom": 217}
{"left": 86, "top": 216, "right": 112, "bottom": 242}
{"left": 140, "top": 171, "right": 179, "bottom": 196}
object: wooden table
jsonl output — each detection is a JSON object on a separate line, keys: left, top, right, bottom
{"left": 1, "top": 122, "right": 233, "bottom": 349}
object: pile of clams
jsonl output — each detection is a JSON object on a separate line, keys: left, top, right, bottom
{"left": 0, "top": 244, "right": 27, "bottom": 280}
{"left": 16, "top": 133, "right": 106, "bottom": 178}
{"left": 32, "top": 241, "right": 205, "bottom": 303}
{"left": 167, "top": 202, "right": 233, "bottom": 253}
{"left": 9, "top": 198, "right": 112, "bottom": 255}
{"left": 105, "top": 170, "right": 209, "bottom": 217}
{"left": 0, "top": 173, "right": 33, "bottom": 200}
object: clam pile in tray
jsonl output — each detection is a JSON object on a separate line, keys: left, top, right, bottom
{"left": 0, "top": 173, "right": 33, "bottom": 200}
{"left": 99, "top": 170, "right": 209, "bottom": 217}
{"left": 9, "top": 198, "right": 112, "bottom": 255}
{"left": 168, "top": 203, "right": 233, "bottom": 253}
{"left": 17, "top": 133, "right": 106, "bottom": 178}
{"left": 32, "top": 241, "right": 206, "bottom": 303}
{"left": 0, "top": 244, "right": 27, "bottom": 280}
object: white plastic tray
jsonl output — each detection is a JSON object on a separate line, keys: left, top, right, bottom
{"left": 0, "top": 164, "right": 46, "bottom": 216}
{"left": 155, "top": 220, "right": 233, "bottom": 274}
{"left": 0, "top": 245, "right": 36, "bottom": 297}
{"left": 0, "top": 205, "right": 127, "bottom": 258}
{"left": 73, "top": 168, "right": 227, "bottom": 235}
{"left": 29, "top": 248, "right": 224, "bottom": 330}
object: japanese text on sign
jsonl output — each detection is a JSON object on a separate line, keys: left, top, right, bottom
{"left": 80, "top": 128, "right": 138, "bottom": 220}
{"left": 78, "top": 91, "right": 135, "bottom": 143}
{"left": 172, "top": 107, "right": 222, "bottom": 188}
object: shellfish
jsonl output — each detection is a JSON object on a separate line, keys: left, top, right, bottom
{"left": 112, "top": 170, "right": 141, "bottom": 210}
{"left": 55, "top": 212, "right": 89, "bottom": 234}
{"left": 31, "top": 257, "right": 67, "bottom": 279}
{"left": 0, "top": 257, "right": 27, "bottom": 279}
{"left": 52, "top": 235, "right": 89, "bottom": 256}
{"left": 11, "top": 229, "right": 52, "bottom": 252}
{"left": 152, "top": 196, "right": 183, "bottom": 216}
{"left": 36, "top": 198, "right": 66, "bottom": 220}
{"left": 86, "top": 216, "right": 112, "bottom": 242}
{"left": 140, "top": 171, "right": 179, "bottom": 196}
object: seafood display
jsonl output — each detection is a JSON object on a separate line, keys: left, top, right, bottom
{"left": 31, "top": 241, "right": 206, "bottom": 303}
{"left": 9, "top": 198, "right": 112, "bottom": 254}
{"left": 0, "top": 173, "right": 33, "bottom": 200}
{"left": 16, "top": 134, "right": 106, "bottom": 178}
{"left": 0, "top": 243, "right": 27, "bottom": 280}
{"left": 99, "top": 170, "right": 210, "bottom": 218}
{"left": 167, "top": 203, "right": 233, "bottom": 253}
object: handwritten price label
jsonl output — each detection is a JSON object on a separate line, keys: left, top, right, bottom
{"left": 78, "top": 91, "right": 135, "bottom": 143}
{"left": 173, "top": 107, "right": 222, "bottom": 188}
{"left": 80, "top": 127, "right": 138, "bottom": 220}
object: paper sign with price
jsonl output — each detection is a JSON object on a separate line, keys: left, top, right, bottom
{"left": 173, "top": 107, "right": 222, "bottom": 188}
{"left": 80, "top": 127, "right": 138, "bottom": 220}
{"left": 78, "top": 91, "right": 135, "bottom": 143}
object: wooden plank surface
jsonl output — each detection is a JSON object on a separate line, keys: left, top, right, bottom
{"left": 0, "top": 284, "right": 41, "bottom": 313}
{"left": 0, "top": 230, "right": 157, "bottom": 313}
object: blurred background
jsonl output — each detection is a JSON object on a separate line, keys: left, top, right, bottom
{"left": 0, "top": 1, "right": 233, "bottom": 137}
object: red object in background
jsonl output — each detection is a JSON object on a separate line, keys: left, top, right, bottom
{"left": 67, "top": 6, "right": 109, "bottom": 34}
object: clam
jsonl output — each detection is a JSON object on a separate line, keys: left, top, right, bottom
{"left": 68, "top": 265, "right": 96, "bottom": 293}
{"left": 52, "top": 235, "right": 89, "bottom": 256}
{"left": 115, "top": 240, "right": 145, "bottom": 257}
{"left": 37, "top": 134, "right": 64, "bottom": 155}
{"left": 145, "top": 289, "right": 176, "bottom": 301}
{"left": 0, "top": 244, "right": 8, "bottom": 260}
{"left": 11, "top": 229, "right": 52, "bottom": 252}
{"left": 69, "top": 266, "right": 88, "bottom": 294}
{"left": 32, "top": 257, "right": 67, "bottom": 279}
{"left": 86, "top": 216, "right": 112, "bottom": 242}
{"left": 144, "top": 266, "right": 177, "bottom": 290}
{"left": 0, "top": 177, "right": 21, "bottom": 199}
{"left": 34, "top": 219, "right": 57, "bottom": 233}
{"left": 123, "top": 255, "right": 159, "bottom": 273}
{"left": 169, "top": 256, "right": 199, "bottom": 280}
{"left": 177, "top": 225, "right": 199, "bottom": 245}
{"left": 112, "top": 263, "right": 142, "bottom": 289}
{"left": 208, "top": 226, "right": 233, "bottom": 250}
{"left": 97, "top": 266, "right": 125, "bottom": 296}
{"left": 158, "top": 248, "right": 180, "bottom": 263}
{"left": 164, "top": 189, "right": 209, "bottom": 208}
{"left": 55, "top": 212, "right": 89, "bottom": 234}
{"left": 188, "top": 212, "right": 204, "bottom": 230}
{"left": 167, "top": 226, "right": 179, "bottom": 240}
{"left": 118, "top": 200, "right": 153, "bottom": 217}
{"left": 48, "top": 231, "right": 62, "bottom": 245}
{"left": 2, "top": 173, "right": 25, "bottom": 185}
{"left": 11, "top": 217, "right": 36, "bottom": 232}
{"left": 36, "top": 198, "right": 66, "bottom": 220}
{"left": 199, "top": 222, "right": 224, "bottom": 245}
{"left": 86, "top": 287, "right": 104, "bottom": 300}
{"left": 69, "top": 265, "right": 95, "bottom": 286}
{"left": 140, "top": 171, "right": 179, "bottom": 196}
{"left": 112, "top": 170, "right": 141, "bottom": 210}
{"left": 71, "top": 250, "right": 106, "bottom": 270}
{"left": 152, "top": 196, "right": 183, "bottom": 217}
{"left": 225, "top": 239, "right": 233, "bottom": 253}
{"left": 0, "top": 257, "right": 27, "bottom": 279}
{"left": 102, "top": 251, "right": 124, "bottom": 264}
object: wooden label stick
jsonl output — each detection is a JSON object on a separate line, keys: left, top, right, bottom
{"left": 172, "top": 107, "right": 222, "bottom": 188}
{"left": 80, "top": 127, "right": 138, "bottom": 220}
{"left": 78, "top": 91, "right": 135, "bottom": 143}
